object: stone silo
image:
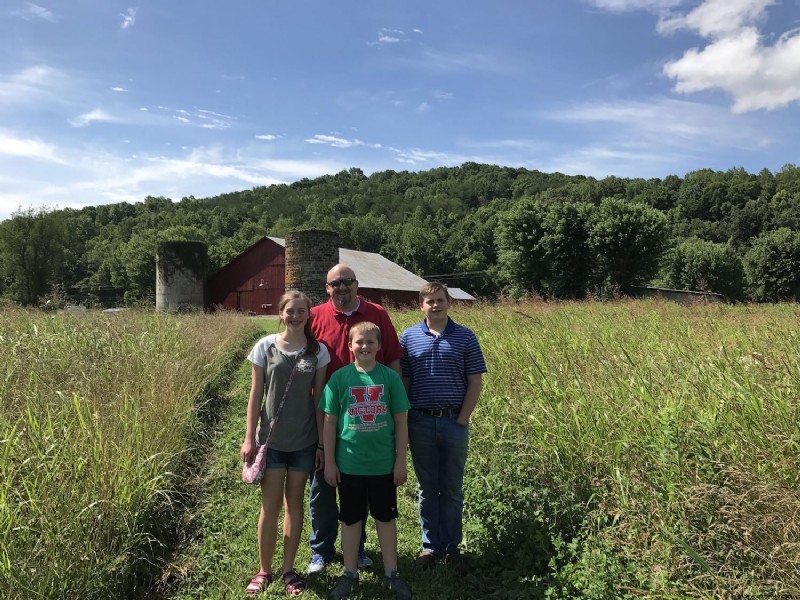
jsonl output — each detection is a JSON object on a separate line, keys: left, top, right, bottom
{"left": 155, "top": 241, "right": 209, "bottom": 312}
{"left": 285, "top": 230, "right": 339, "bottom": 306}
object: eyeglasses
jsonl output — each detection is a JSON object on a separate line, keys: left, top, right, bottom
{"left": 327, "top": 278, "right": 356, "bottom": 288}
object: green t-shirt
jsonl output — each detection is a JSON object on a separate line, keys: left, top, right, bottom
{"left": 320, "top": 362, "right": 410, "bottom": 475}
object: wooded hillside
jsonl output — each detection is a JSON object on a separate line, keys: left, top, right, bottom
{"left": 2, "top": 162, "right": 800, "bottom": 306}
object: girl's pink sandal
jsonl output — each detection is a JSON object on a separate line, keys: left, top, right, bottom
{"left": 246, "top": 571, "right": 273, "bottom": 595}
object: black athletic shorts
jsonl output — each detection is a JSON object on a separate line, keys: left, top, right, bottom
{"left": 337, "top": 472, "right": 397, "bottom": 525}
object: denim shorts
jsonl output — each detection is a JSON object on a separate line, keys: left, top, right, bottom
{"left": 265, "top": 441, "right": 316, "bottom": 473}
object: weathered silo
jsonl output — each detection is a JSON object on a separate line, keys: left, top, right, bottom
{"left": 285, "top": 230, "right": 339, "bottom": 306}
{"left": 156, "top": 241, "right": 209, "bottom": 312}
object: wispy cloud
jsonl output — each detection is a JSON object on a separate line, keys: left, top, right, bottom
{"left": 369, "top": 28, "right": 406, "bottom": 46}
{"left": 433, "top": 90, "right": 454, "bottom": 101}
{"left": 11, "top": 2, "right": 57, "bottom": 22}
{"left": 120, "top": 8, "right": 136, "bottom": 30}
{"left": 69, "top": 108, "right": 118, "bottom": 127}
{"left": 585, "top": 0, "right": 682, "bottom": 12}
{"left": 402, "top": 48, "right": 517, "bottom": 75}
{"left": 304, "top": 134, "right": 383, "bottom": 149}
{"left": 111, "top": 86, "right": 128, "bottom": 92}
{"left": 0, "top": 131, "right": 63, "bottom": 163}
{"left": 416, "top": 101, "right": 430, "bottom": 113}
{"left": 255, "top": 134, "right": 279, "bottom": 140}
{"left": 546, "top": 97, "right": 763, "bottom": 146}
{"left": 0, "top": 65, "right": 69, "bottom": 106}
{"left": 540, "top": 96, "right": 777, "bottom": 176}
{"left": 0, "top": 141, "right": 349, "bottom": 219}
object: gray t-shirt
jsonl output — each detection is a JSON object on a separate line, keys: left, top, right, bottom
{"left": 248, "top": 334, "right": 330, "bottom": 451}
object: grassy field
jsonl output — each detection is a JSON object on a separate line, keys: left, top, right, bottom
{"left": 0, "top": 309, "right": 260, "bottom": 600}
{"left": 168, "top": 300, "right": 800, "bottom": 600}
{"left": 2, "top": 301, "right": 798, "bottom": 599}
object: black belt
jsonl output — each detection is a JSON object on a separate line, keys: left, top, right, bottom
{"left": 414, "top": 406, "right": 461, "bottom": 417}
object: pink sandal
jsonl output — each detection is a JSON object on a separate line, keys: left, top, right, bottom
{"left": 246, "top": 571, "right": 273, "bottom": 595}
{"left": 282, "top": 569, "right": 305, "bottom": 596}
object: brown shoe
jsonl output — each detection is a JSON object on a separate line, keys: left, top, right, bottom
{"left": 415, "top": 552, "right": 438, "bottom": 570}
{"left": 444, "top": 551, "right": 468, "bottom": 576}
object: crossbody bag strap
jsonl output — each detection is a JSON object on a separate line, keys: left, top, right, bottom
{"left": 263, "top": 353, "right": 302, "bottom": 448}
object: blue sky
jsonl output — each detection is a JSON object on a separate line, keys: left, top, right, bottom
{"left": 1, "top": 0, "right": 799, "bottom": 221}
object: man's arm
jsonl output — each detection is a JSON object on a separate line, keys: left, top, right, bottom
{"left": 457, "top": 373, "right": 482, "bottom": 426}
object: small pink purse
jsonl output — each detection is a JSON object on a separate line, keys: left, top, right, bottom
{"left": 241, "top": 355, "right": 301, "bottom": 484}
{"left": 242, "top": 443, "right": 268, "bottom": 484}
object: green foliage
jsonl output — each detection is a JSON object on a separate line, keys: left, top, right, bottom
{"left": 590, "top": 198, "right": 668, "bottom": 293}
{"left": 744, "top": 228, "right": 800, "bottom": 302}
{"left": 0, "top": 207, "right": 66, "bottom": 305}
{"left": 663, "top": 237, "right": 745, "bottom": 299}
{"left": 5, "top": 163, "right": 800, "bottom": 304}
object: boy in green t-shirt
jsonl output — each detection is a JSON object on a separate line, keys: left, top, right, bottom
{"left": 321, "top": 321, "right": 412, "bottom": 600}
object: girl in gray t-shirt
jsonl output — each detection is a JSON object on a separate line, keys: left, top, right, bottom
{"left": 241, "top": 291, "right": 330, "bottom": 596}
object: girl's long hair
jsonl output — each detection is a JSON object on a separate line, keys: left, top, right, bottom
{"left": 278, "top": 290, "right": 320, "bottom": 355}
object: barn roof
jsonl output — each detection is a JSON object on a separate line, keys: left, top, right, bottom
{"left": 448, "top": 287, "right": 477, "bottom": 301}
{"left": 267, "top": 237, "right": 428, "bottom": 292}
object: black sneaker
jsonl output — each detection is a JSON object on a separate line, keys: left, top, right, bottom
{"left": 329, "top": 574, "right": 358, "bottom": 600}
{"left": 384, "top": 572, "right": 412, "bottom": 600}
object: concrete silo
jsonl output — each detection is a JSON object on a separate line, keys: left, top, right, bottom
{"left": 155, "top": 240, "right": 209, "bottom": 311}
{"left": 284, "top": 230, "right": 339, "bottom": 307}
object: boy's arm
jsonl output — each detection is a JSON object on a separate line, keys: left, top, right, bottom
{"left": 402, "top": 375, "right": 412, "bottom": 395}
{"left": 457, "top": 373, "right": 483, "bottom": 426}
{"left": 393, "top": 411, "right": 408, "bottom": 486}
{"left": 323, "top": 413, "right": 340, "bottom": 487}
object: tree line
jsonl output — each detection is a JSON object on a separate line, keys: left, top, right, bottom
{"left": 2, "top": 163, "right": 800, "bottom": 307}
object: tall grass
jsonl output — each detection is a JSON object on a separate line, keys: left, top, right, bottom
{"left": 0, "top": 309, "right": 258, "bottom": 600}
{"left": 393, "top": 300, "right": 800, "bottom": 598}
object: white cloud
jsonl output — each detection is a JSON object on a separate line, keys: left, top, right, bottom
{"left": 0, "top": 132, "right": 62, "bottom": 162}
{"left": 255, "top": 134, "right": 278, "bottom": 140}
{"left": 547, "top": 97, "right": 762, "bottom": 145}
{"left": 369, "top": 28, "right": 406, "bottom": 45}
{"left": 660, "top": 0, "right": 800, "bottom": 112}
{"left": 11, "top": 3, "right": 57, "bottom": 22}
{"left": 587, "top": 0, "right": 682, "bottom": 11}
{"left": 413, "top": 28, "right": 423, "bottom": 34}
{"left": 433, "top": 90, "right": 454, "bottom": 101}
{"left": 120, "top": 8, "right": 136, "bottom": 29}
{"left": 111, "top": 86, "right": 128, "bottom": 92}
{"left": 406, "top": 48, "right": 516, "bottom": 74}
{"left": 657, "top": 0, "right": 774, "bottom": 37}
{"left": 416, "top": 101, "right": 430, "bottom": 112}
{"left": 305, "top": 134, "right": 362, "bottom": 148}
{"left": 69, "top": 108, "right": 117, "bottom": 127}
{"left": 0, "top": 65, "right": 67, "bottom": 105}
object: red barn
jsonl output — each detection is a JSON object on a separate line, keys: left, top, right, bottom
{"left": 206, "top": 236, "right": 430, "bottom": 315}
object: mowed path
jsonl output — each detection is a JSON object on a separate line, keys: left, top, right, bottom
{"left": 167, "top": 356, "right": 493, "bottom": 600}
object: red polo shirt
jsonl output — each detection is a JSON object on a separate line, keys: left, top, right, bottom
{"left": 310, "top": 296, "right": 403, "bottom": 381}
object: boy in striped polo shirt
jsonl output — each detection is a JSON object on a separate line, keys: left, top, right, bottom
{"left": 399, "top": 282, "right": 487, "bottom": 574}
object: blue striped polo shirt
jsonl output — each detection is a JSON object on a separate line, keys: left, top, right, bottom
{"left": 400, "top": 317, "right": 487, "bottom": 409}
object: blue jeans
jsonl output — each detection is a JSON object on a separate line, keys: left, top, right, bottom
{"left": 408, "top": 409, "right": 469, "bottom": 556}
{"left": 308, "top": 468, "right": 367, "bottom": 560}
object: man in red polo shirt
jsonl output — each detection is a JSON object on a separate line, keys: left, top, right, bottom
{"left": 306, "top": 263, "right": 403, "bottom": 574}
